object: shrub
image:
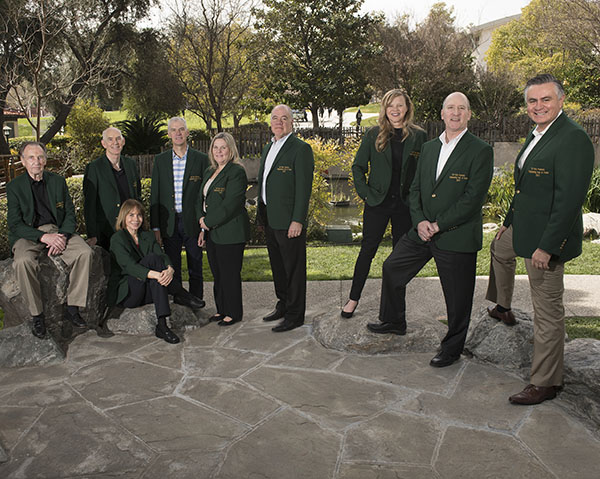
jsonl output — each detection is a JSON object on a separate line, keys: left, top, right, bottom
{"left": 0, "top": 197, "right": 9, "bottom": 260}
{"left": 484, "top": 164, "right": 515, "bottom": 223}
{"left": 117, "top": 115, "right": 168, "bottom": 155}
{"left": 583, "top": 167, "right": 600, "bottom": 213}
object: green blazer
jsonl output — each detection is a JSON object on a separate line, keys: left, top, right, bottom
{"left": 257, "top": 134, "right": 314, "bottom": 229}
{"left": 150, "top": 148, "right": 209, "bottom": 238}
{"left": 352, "top": 126, "right": 428, "bottom": 206}
{"left": 408, "top": 131, "right": 494, "bottom": 253}
{"left": 108, "top": 229, "right": 173, "bottom": 306}
{"left": 504, "top": 113, "right": 594, "bottom": 261}
{"left": 7, "top": 171, "right": 77, "bottom": 249}
{"left": 198, "top": 162, "right": 250, "bottom": 244}
{"left": 83, "top": 155, "right": 141, "bottom": 244}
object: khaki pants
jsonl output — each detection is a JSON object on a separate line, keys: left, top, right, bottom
{"left": 12, "top": 224, "right": 92, "bottom": 316}
{"left": 486, "top": 225, "right": 565, "bottom": 387}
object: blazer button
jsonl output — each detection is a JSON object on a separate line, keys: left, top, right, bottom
{"left": 116, "top": 203, "right": 120, "bottom": 207}
{"left": 431, "top": 194, "right": 436, "bottom": 198}
{"left": 516, "top": 190, "right": 520, "bottom": 194}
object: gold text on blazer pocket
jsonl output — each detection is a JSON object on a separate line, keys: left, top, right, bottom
{"left": 189, "top": 175, "right": 201, "bottom": 182}
{"left": 448, "top": 173, "right": 468, "bottom": 182}
{"left": 410, "top": 151, "right": 420, "bottom": 158}
{"left": 55, "top": 201, "right": 64, "bottom": 209}
{"left": 277, "top": 166, "right": 292, "bottom": 173}
{"left": 528, "top": 167, "right": 550, "bottom": 177}
{"left": 214, "top": 187, "right": 226, "bottom": 194}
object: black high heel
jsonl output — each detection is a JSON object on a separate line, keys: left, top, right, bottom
{"left": 341, "top": 300, "right": 358, "bottom": 318}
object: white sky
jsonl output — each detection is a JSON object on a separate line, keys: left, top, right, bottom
{"left": 361, "top": 0, "right": 531, "bottom": 28}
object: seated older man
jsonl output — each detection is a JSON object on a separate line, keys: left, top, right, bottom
{"left": 7, "top": 141, "right": 92, "bottom": 338}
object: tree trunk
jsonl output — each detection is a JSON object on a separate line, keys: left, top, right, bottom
{"left": 311, "top": 105, "right": 319, "bottom": 128}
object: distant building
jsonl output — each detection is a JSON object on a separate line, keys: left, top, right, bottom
{"left": 2, "top": 109, "right": 26, "bottom": 139}
{"left": 470, "top": 14, "right": 521, "bottom": 68}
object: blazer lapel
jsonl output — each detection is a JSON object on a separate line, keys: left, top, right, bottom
{"left": 42, "top": 171, "right": 58, "bottom": 219}
{"left": 99, "top": 155, "right": 119, "bottom": 196}
{"left": 427, "top": 140, "right": 442, "bottom": 188}
{"left": 267, "top": 135, "right": 295, "bottom": 179}
{"left": 182, "top": 148, "right": 193, "bottom": 191}
{"left": 433, "top": 133, "right": 472, "bottom": 189}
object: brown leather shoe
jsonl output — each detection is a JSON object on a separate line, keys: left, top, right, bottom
{"left": 509, "top": 384, "right": 560, "bottom": 405}
{"left": 488, "top": 305, "right": 516, "bottom": 326}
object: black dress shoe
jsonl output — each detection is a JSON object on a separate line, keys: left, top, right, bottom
{"left": 429, "top": 351, "right": 460, "bottom": 368}
{"left": 341, "top": 300, "right": 358, "bottom": 319}
{"left": 366, "top": 322, "right": 406, "bottom": 335}
{"left": 218, "top": 317, "right": 242, "bottom": 327}
{"left": 209, "top": 314, "right": 224, "bottom": 323}
{"left": 31, "top": 315, "right": 47, "bottom": 339}
{"left": 263, "top": 309, "right": 285, "bottom": 322}
{"left": 65, "top": 310, "right": 87, "bottom": 328}
{"left": 174, "top": 293, "right": 205, "bottom": 309}
{"left": 96, "top": 322, "right": 115, "bottom": 338}
{"left": 155, "top": 325, "right": 180, "bottom": 344}
{"left": 272, "top": 319, "right": 304, "bottom": 333}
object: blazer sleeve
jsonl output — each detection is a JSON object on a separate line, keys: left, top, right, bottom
{"left": 149, "top": 156, "right": 161, "bottom": 229}
{"left": 57, "top": 176, "right": 77, "bottom": 236}
{"left": 110, "top": 233, "right": 151, "bottom": 281}
{"left": 352, "top": 130, "right": 374, "bottom": 200}
{"left": 83, "top": 162, "right": 99, "bottom": 238}
{"left": 435, "top": 143, "right": 494, "bottom": 232}
{"left": 7, "top": 180, "right": 44, "bottom": 243}
{"left": 292, "top": 141, "right": 314, "bottom": 225}
{"left": 408, "top": 144, "right": 428, "bottom": 227}
{"left": 203, "top": 166, "right": 247, "bottom": 229}
{"left": 538, "top": 128, "right": 594, "bottom": 255}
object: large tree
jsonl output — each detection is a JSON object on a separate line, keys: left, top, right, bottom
{"left": 371, "top": 3, "right": 475, "bottom": 120}
{"left": 487, "top": 0, "right": 600, "bottom": 107}
{"left": 167, "top": 0, "right": 261, "bottom": 131}
{"left": 255, "top": 0, "right": 378, "bottom": 128}
{"left": 0, "top": 0, "right": 153, "bottom": 147}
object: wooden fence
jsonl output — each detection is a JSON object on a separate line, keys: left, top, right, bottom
{"left": 2, "top": 116, "right": 600, "bottom": 196}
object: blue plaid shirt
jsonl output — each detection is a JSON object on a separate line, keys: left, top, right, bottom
{"left": 172, "top": 147, "right": 188, "bottom": 213}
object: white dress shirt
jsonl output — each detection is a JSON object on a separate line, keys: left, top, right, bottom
{"left": 517, "top": 111, "right": 563, "bottom": 170}
{"left": 436, "top": 129, "right": 468, "bottom": 180}
{"left": 261, "top": 132, "right": 292, "bottom": 204}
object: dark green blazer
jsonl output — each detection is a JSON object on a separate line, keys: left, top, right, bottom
{"left": 408, "top": 131, "right": 494, "bottom": 253}
{"left": 504, "top": 113, "right": 594, "bottom": 261}
{"left": 150, "top": 148, "right": 209, "bottom": 238}
{"left": 7, "top": 171, "right": 77, "bottom": 249}
{"left": 257, "top": 134, "right": 314, "bottom": 229}
{"left": 83, "top": 154, "right": 141, "bottom": 244}
{"left": 108, "top": 229, "right": 172, "bottom": 306}
{"left": 198, "top": 162, "right": 250, "bottom": 244}
{"left": 352, "top": 126, "right": 428, "bottom": 206}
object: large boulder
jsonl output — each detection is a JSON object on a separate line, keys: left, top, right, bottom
{"left": 0, "top": 322, "right": 65, "bottom": 367}
{"left": 313, "top": 314, "right": 446, "bottom": 354}
{"left": 583, "top": 212, "right": 600, "bottom": 238}
{"left": 562, "top": 338, "right": 600, "bottom": 428}
{"left": 464, "top": 306, "right": 534, "bottom": 374}
{"left": 107, "top": 303, "right": 209, "bottom": 335}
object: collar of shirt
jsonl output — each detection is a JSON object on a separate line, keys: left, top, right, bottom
{"left": 533, "top": 110, "right": 563, "bottom": 138}
{"left": 438, "top": 128, "right": 468, "bottom": 146}
{"left": 270, "top": 132, "right": 293, "bottom": 146}
{"left": 27, "top": 173, "right": 44, "bottom": 185}
{"left": 172, "top": 146, "right": 189, "bottom": 161}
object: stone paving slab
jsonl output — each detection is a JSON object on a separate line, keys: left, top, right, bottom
{"left": 1, "top": 278, "right": 599, "bottom": 478}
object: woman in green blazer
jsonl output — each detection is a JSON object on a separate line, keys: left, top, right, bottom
{"left": 109, "top": 199, "right": 181, "bottom": 344}
{"left": 342, "top": 90, "right": 427, "bottom": 318}
{"left": 198, "top": 132, "right": 250, "bottom": 326}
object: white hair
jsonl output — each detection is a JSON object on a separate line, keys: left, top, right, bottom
{"left": 168, "top": 117, "right": 188, "bottom": 130}
{"left": 102, "top": 127, "right": 123, "bottom": 141}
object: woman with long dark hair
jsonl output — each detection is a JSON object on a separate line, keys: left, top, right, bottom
{"left": 341, "top": 90, "right": 427, "bottom": 320}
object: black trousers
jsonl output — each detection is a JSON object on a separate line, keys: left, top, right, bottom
{"left": 260, "top": 204, "right": 307, "bottom": 323}
{"left": 380, "top": 235, "right": 477, "bottom": 357}
{"left": 349, "top": 199, "right": 412, "bottom": 300}
{"left": 205, "top": 233, "right": 245, "bottom": 321}
{"left": 120, "top": 253, "right": 173, "bottom": 319}
{"left": 163, "top": 213, "right": 203, "bottom": 299}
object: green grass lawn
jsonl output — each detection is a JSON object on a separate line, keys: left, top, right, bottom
{"left": 345, "top": 103, "right": 380, "bottom": 114}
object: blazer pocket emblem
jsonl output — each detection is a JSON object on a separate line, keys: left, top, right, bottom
{"left": 277, "top": 166, "right": 292, "bottom": 173}
{"left": 55, "top": 201, "right": 64, "bottom": 209}
{"left": 190, "top": 175, "right": 201, "bottom": 182}
{"left": 214, "top": 187, "right": 225, "bottom": 194}
{"left": 410, "top": 151, "right": 420, "bottom": 158}
{"left": 528, "top": 167, "right": 549, "bottom": 177}
{"left": 448, "top": 173, "right": 468, "bottom": 182}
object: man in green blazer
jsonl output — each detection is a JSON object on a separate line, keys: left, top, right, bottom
{"left": 8, "top": 142, "right": 91, "bottom": 338}
{"left": 486, "top": 74, "right": 595, "bottom": 405}
{"left": 370, "top": 92, "right": 493, "bottom": 368}
{"left": 150, "top": 117, "right": 209, "bottom": 306}
{"left": 83, "top": 127, "right": 141, "bottom": 250}
{"left": 257, "top": 104, "right": 314, "bottom": 332}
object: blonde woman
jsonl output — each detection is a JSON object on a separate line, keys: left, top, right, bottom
{"left": 342, "top": 90, "right": 427, "bottom": 322}
{"left": 198, "top": 132, "right": 250, "bottom": 326}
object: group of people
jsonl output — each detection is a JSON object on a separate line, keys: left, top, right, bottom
{"left": 7, "top": 73, "right": 594, "bottom": 406}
